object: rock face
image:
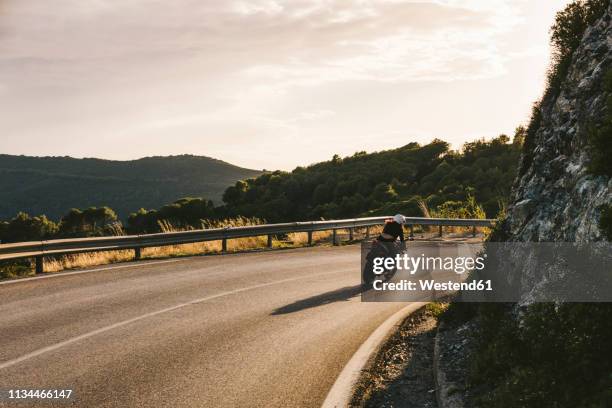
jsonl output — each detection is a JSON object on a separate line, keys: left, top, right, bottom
{"left": 494, "top": 4, "right": 612, "bottom": 304}
{"left": 507, "top": 4, "right": 612, "bottom": 243}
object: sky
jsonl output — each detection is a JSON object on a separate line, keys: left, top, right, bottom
{"left": 0, "top": 0, "right": 572, "bottom": 170}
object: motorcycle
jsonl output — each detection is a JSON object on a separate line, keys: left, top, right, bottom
{"left": 362, "top": 240, "right": 405, "bottom": 288}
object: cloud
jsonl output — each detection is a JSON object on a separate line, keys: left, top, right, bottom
{"left": 0, "top": 0, "right": 572, "bottom": 169}
{"left": 0, "top": 0, "right": 521, "bottom": 85}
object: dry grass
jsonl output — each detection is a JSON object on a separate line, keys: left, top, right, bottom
{"left": 44, "top": 250, "right": 134, "bottom": 273}
{"left": 36, "top": 217, "right": 355, "bottom": 275}
{"left": 407, "top": 225, "right": 488, "bottom": 238}
{"left": 286, "top": 230, "right": 332, "bottom": 245}
{"left": 415, "top": 198, "right": 490, "bottom": 236}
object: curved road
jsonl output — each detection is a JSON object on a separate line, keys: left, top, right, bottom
{"left": 0, "top": 245, "right": 411, "bottom": 407}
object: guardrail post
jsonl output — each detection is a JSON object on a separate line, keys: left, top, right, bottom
{"left": 365, "top": 226, "right": 370, "bottom": 239}
{"left": 307, "top": 231, "right": 313, "bottom": 246}
{"left": 472, "top": 225, "right": 477, "bottom": 237}
{"left": 348, "top": 228, "right": 354, "bottom": 241}
{"left": 222, "top": 238, "right": 228, "bottom": 252}
{"left": 332, "top": 229, "right": 338, "bottom": 246}
{"left": 267, "top": 234, "right": 273, "bottom": 248}
{"left": 409, "top": 225, "right": 414, "bottom": 241}
{"left": 438, "top": 225, "right": 443, "bottom": 237}
{"left": 134, "top": 247, "right": 142, "bottom": 260}
{"left": 35, "top": 256, "right": 44, "bottom": 274}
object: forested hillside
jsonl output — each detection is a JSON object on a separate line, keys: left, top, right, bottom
{"left": 219, "top": 135, "right": 520, "bottom": 222}
{"left": 0, "top": 154, "right": 261, "bottom": 220}
{"left": 126, "top": 134, "right": 520, "bottom": 232}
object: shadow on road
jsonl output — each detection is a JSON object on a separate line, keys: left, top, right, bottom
{"left": 271, "top": 285, "right": 365, "bottom": 315}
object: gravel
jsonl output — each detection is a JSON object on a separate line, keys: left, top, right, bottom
{"left": 351, "top": 306, "right": 438, "bottom": 408}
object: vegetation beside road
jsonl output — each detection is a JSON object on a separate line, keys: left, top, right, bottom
{"left": 0, "top": 216, "right": 346, "bottom": 280}
{"left": 432, "top": 300, "right": 612, "bottom": 408}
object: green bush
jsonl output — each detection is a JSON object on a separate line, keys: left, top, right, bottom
{"left": 432, "top": 194, "right": 486, "bottom": 220}
{"left": 598, "top": 204, "right": 612, "bottom": 240}
{"left": 0, "top": 260, "right": 32, "bottom": 280}
{"left": 0, "top": 212, "right": 58, "bottom": 244}
{"left": 0, "top": 206, "right": 126, "bottom": 245}
{"left": 470, "top": 303, "right": 612, "bottom": 407}
{"left": 365, "top": 196, "right": 423, "bottom": 217}
{"left": 0, "top": 212, "right": 54, "bottom": 278}
{"left": 59, "top": 206, "right": 121, "bottom": 237}
{"left": 437, "top": 301, "right": 478, "bottom": 327}
{"left": 127, "top": 197, "right": 217, "bottom": 234}
{"left": 588, "top": 69, "right": 612, "bottom": 177}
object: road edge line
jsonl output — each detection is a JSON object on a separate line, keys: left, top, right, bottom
{"left": 0, "top": 258, "right": 185, "bottom": 286}
{"left": 321, "top": 301, "right": 426, "bottom": 408}
{"left": 0, "top": 245, "right": 352, "bottom": 286}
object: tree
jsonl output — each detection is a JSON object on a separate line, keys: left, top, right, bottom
{"left": 513, "top": 126, "right": 526, "bottom": 147}
{"left": 550, "top": 0, "right": 608, "bottom": 62}
{"left": 223, "top": 181, "right": 247, "bottom": 205}
{"left": 372, "top": 183, "right": 398, "bottom": 203}
{"left": 127, "top": 208, "right": 160, "bottom": 234}
{"left": 0, "top": 212, "right": 58, "bottom": 243}
{"left": 58, "top": 207, "right": 119, "bottom": 237}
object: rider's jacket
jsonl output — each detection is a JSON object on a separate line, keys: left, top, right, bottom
{"left": 379, "top": 220, "right": 404, "bottom": 242}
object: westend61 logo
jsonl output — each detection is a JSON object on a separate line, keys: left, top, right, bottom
{"left": 368, "top": 251, "right": 491, "bottom": 294}
{"left": 372, "top": 253, "right": 486, "bottom": 275}
{"left": 361, "top": 241, "right": 489, "bottom": 302}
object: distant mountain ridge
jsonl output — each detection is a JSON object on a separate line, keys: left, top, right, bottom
{"left": 0, "top": 154, "right": 262, "bottom": 220}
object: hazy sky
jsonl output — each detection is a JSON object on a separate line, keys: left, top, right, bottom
{"left": 1, "top": 0, "right": 571, "bottom": 170}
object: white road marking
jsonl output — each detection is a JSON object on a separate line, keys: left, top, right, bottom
{"left": 0, "top": 258, "right": 185, "bottom": 286}
{"left": 321, "top": 301, "right": 427, "bottom": 408}
{"left": 0, "top": 270, "right": 344, "bottom": 371}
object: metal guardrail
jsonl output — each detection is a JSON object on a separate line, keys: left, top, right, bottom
{"left": 0, "top": 216, "right": 495, "bottom": 273}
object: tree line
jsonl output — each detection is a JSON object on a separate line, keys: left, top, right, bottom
{"left": 0, "top": 207, "right": 121, "bottom": 243}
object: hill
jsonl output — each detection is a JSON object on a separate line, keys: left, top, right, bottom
{"left": 218, "top": 136, "right": 521, "bottom": 223}
{"left": 0, "top": 154, "right": 262, "bottom": 220}
{"left": 125, "top": 136, "right": 521, "bottom": 233}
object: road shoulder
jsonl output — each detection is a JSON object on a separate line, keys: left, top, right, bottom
{"left": 349, "top": 304, "right": 439, "bottom": 407}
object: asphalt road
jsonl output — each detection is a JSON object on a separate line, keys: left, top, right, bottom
{"left": 0, "top": 245, "right": 412, "bottom": 408}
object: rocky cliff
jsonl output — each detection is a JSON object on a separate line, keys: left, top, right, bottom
{"left": 489, "top": 3, "right": 612, "bottom": 304}
{"left": 462, "top": 1, "right": 612, "bottom": 307}
{"left": 441, "top": 4, "right": 612, "bottom": 406}
{"left": 507, "top": 4, "right": 612, "bottom": 243}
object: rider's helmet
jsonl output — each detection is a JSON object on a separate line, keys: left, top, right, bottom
{"left": 393, "top": 214, "right": 406, "bottom": 224}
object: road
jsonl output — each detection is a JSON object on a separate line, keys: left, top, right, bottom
{"left": 0, "top": 245, "right": 412, "bottom": 407}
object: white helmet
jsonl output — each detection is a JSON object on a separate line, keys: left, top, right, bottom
{"left": 393, "top": 214, "right": 406, "bottom": 224}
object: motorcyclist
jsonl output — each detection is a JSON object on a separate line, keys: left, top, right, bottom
{"left": 378, "top": 214, "right": 406, "bottom": 244}
{"left": 362, "top": 214, "right": 407, "bottom": 286}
